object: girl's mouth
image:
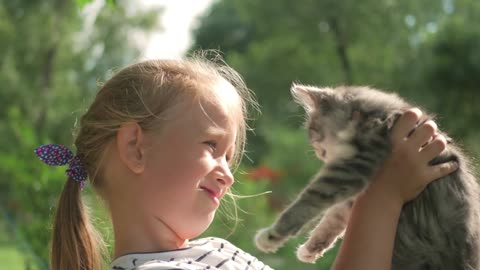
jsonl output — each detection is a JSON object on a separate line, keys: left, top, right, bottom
{"left": 200, "top": 186, "right": 220, "bottom": 206}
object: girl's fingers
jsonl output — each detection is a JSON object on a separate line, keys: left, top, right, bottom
{"left": 419, "top": 134, "right": 447, "bottom": 162}
{"left": 409, "top": 120, "right": 437, "bottom": 148}
{"left": 425, "top": 161, "right": 459, "bottom": 184}
{"left": 391, "top": 108, "right": 422, "bottom": 143}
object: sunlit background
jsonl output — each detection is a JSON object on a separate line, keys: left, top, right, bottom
{"left": 1, "top": 0, "right": 479, "bottom": 269}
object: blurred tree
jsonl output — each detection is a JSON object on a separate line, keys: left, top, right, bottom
{"left": 192, "top": 0, "right": 254, "bottom": 55}
{"left": 76, "top": 0, "right": 116, "bottom": 7}
{"left": 192, "top": 0, "right": 450, "bottom": 121}
{"left": 393, "top": 0, "right": 480, "bottom": 152}
{"left": 0, "top": 0, "right": 161, "bottom": 268}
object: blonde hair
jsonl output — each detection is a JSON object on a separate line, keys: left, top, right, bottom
{"left": 50, "top": 53, "right": 257, "bottom": 270}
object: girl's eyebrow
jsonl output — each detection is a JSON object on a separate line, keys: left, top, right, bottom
{"left": 205, "top": 126, "right": 228, "bottom": 136}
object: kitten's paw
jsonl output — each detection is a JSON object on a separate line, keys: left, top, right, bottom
{"left": 296, "top": 243, "right": 324, "bottom": 263}
{"left": 254, "top": 227, "right": 288, "bottom": 253}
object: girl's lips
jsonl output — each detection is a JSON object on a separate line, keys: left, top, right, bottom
{"left": 200, "top": 186, "right": 221, "bottom": 206}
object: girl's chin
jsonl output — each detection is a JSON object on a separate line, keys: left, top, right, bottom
{"left": 182, "top": 218, "right": 215, "bottom": 239}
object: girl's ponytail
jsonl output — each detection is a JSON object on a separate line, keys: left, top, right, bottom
{"left": 50, "top": 178, "right": 105, "bottom": 270}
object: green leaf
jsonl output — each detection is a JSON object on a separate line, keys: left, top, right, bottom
{"left": 75, "top": 0, "right": 92, "bottom": 8}
{"left": 106, "top": 0, "right": 117, "bottom": 7}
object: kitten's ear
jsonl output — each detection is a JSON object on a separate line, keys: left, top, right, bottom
{"left": 291, "top": 84, "right": 332, "bottom": 113}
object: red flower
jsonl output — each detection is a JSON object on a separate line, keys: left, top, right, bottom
{"left": 246, "top": 165, "right": 281, "bottom": 182}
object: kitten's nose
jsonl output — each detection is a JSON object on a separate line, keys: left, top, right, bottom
{"left": 316, "top": 148, "right": 327, "bottom": 160}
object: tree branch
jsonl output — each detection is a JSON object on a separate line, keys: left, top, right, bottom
{"left": 329, "top": 17, "right": 353, "bottom": 84}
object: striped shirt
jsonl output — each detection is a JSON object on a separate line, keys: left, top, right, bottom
{"left": 110, "top": 237, "right": 274, "bottom": 270}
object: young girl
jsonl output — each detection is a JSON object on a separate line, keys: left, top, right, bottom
{"left": 35, "top": 54, "right": 457, "bottom": 270}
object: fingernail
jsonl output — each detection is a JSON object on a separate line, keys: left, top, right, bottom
{"left": 410, "top": 108, "right": 422, "bottom": 118}
{"left": 452, "top": 161, "right": 459, "bottom": 170}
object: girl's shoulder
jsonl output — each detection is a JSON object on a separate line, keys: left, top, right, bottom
{"left": 110, "top": 237, "right": 273, "bottom": 270}
{"left": 122, "top": 260, "right": 209, "bottom": 270}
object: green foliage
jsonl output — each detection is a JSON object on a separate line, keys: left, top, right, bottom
{"left": 0, "top": 0, "right": 161, "bottom": 268}
{"left": 76, "top": 0, "right": 116, "bottom": 8}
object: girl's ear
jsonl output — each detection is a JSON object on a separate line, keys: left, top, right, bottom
{"left": 116, "top": 122, "right": 145, "bottom": 174}
{"left": 291, "top": 84, "right": 333, "bottom": 113}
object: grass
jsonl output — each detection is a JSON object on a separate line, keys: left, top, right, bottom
{"left": 0, "top": 217, "right": 28, "bottom": 270}
{"left": 0, "top": 245, "right": 25, "bottom": 269}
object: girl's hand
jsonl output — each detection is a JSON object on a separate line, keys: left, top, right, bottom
{"left": 367, "top": 108, "right": 458, "bottom": 207}
{"left": 332, "top": 108, "right": 459, "bottom": 270}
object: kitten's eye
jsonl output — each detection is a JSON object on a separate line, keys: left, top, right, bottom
{"left": 309, "top": 127, "right": 325, "bottom": 141}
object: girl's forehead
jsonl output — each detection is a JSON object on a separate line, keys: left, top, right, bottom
{"left": 211, "top": 79, "right": 240, "bottom": 108}
{"left": 196, "top": 98, "right": 236, "bottom": 133}
{"left": 156, "top": 79, "right": 242, "bottom": 136}
{"left": 199, "top": 79, "right": 242, "bottom": 125}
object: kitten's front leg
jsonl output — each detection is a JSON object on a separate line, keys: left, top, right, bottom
{"left": 254, "top": 194, "right": 323, "bottom": 252}
{"left": 255, "top": 155, "right": 379, "bottom": 253}
{"left": 297, "top": 200, "right": 353, "bottom": 263}
{"left": 254, "top": 227, "right": 289, "bottom": 253}
{"left": 254, "top": 171, "right": 330, "bottom": 253}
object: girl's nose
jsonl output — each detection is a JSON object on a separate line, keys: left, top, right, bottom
{"left": 215, "top": 158, "right": 234, "bottom": 187}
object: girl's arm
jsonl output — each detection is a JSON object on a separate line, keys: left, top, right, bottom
{"left": 332, "top": 108, "right": 458, "bottom": 270}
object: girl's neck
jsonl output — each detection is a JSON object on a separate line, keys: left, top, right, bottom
{"left": 110, "top": 205, "right": 188, "bottom": 259}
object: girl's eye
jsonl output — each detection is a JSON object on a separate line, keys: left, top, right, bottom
{"left": 205, "top": 141, "right": 232, "bottom": 163}
{"left": 205, "top": 141, "right": 217, "bottom": 151}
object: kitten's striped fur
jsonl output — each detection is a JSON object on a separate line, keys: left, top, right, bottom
{"left": 254, "top": 85, "right": 480, "bottom": 269}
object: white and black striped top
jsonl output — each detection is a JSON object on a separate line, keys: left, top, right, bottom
{"left": 110, "top": 237, "right": 274, "bottom": 270}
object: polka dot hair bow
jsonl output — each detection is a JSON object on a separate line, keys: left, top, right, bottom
{"left": 34, "top": 144, "right": 88, "bottom": 189}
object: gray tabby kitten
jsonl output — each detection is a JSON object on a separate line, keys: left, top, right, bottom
{"left": 254, "top": 84, "right": 480, "bottom": 270}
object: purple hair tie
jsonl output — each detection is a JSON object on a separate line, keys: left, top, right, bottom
{"left": 34, "top": 144, "right": 87, "bottom": 189}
